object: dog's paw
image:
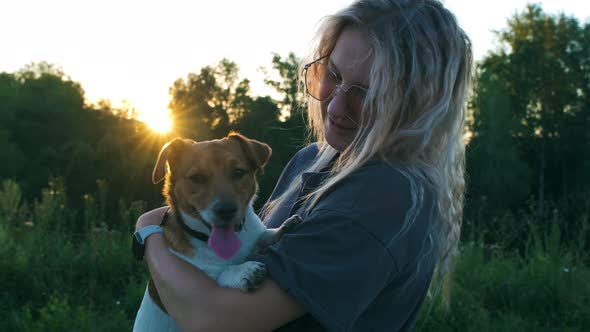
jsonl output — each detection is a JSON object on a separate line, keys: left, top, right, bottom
{"left": 254, "top": 215, "right": 303, "bottom": 255}
{"left": 239, "top": 261, "right": 267, "bottom": 292}
{"left": 216, "top": 261, "right": 267, "bottom": 292}
{"left": 282, "top": 214, "right": 303, "bottom": 231}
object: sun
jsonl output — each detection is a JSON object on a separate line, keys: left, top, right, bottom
{"left": 140, "top": 109, "right": 173, "bottom": 134}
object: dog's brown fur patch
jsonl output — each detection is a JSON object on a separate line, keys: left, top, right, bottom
{"left": 147, "top": 279, "right": 167, "bottom": 314}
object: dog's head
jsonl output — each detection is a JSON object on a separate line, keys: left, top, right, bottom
{"left": 152, "top": 133, "right": 271, "bottom": 230}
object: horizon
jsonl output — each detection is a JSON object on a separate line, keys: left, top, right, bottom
{"left": 1, "top": 0, "right": 588, "bottom": 131}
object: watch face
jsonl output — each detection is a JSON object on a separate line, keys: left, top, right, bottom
{"left": 132, "top": 232, "right": 144, "bottom": 261}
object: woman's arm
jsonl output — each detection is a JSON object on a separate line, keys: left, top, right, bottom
{"left": 137, "top": 208, "right": 305, "bottom": 332}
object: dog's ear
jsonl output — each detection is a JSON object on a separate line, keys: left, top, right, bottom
{"left": 152, "top": 138, "right": 188, "bottom": 184}
{"left": 228, "top": 133, "right": 272, "bottom": 170}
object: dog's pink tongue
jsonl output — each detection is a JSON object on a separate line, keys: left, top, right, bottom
{"left": 208, "top": 225, "right": 241, "bottom": 260}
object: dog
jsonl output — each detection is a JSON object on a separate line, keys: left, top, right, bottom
{"left": 132, "top": 133, "right": 300, "bottom": 332}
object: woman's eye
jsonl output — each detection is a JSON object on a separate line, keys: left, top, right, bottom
{"left": 329, "top": 68, "right": 341, "bottom": 82}
{"left": 189, "top": 174, "right": 208, "bottom": 184}
{"left": 232, "top": 168, "right": 246, "bottom": 179}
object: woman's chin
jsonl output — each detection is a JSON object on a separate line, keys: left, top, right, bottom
{"left": 325, "top": 127, "right": 355, "bottom": 151}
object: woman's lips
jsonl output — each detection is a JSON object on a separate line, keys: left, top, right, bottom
{"left": 329, "top": 117, "right": 357, "bottom": 130}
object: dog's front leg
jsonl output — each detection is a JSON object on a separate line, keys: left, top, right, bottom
{"left": 215, "top": 216, "right": 302, "bottom": 292}
{"left": 216, "top": 261, "right": 267, "bottom": 292}
{"left": 255, "top": 214, "right": 302, "bottom": 252}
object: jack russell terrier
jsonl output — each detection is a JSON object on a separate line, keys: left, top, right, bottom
{"left": 132, "top": 133, "right": 300, "bottom": 332}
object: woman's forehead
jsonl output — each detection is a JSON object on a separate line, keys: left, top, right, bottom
{"left": 329, "top": 28, "right": 373, "bottom": 86}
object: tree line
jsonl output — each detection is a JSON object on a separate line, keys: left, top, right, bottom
{"left": 465, "top": 5, "right": 589, "bottom": 251}
{"left": 0, "top": 51, "right": 306, "bottom": 233}
{"left": 1, "top": 5, "right": 588, "bottom": 251}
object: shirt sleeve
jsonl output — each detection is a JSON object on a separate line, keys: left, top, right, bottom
{"left": 251, "top": 208, "right": 396, "bottom": 332}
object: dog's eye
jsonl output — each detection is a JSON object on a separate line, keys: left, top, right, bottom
{"left": 231, "top": 168, "right": 246, "bottom": 179}
{"left": 189, "top": 174, "right": 208, "bottom": 184}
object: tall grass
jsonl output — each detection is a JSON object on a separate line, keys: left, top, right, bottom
{"left": 0, "top": 179, "right": 147, "bottom": 331}
{"left": 0, "top": 179, "right": 588, "bottom": 331}
{"left": 417, "top": 197, "right": 590, "bottom": 331}
{"left": 417, "top": 242, "right": 589, "bottom": 331}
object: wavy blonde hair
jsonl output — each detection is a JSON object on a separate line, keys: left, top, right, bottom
{"left": 265, "top": 0, "right": 472, "bottom": 306}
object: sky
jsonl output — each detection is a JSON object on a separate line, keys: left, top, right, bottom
{"left": 1, "top": 0, "right": 588, "bottom": 130}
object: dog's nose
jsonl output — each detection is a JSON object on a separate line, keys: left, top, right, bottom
{"left": 212, "top": 202, "right": 238, "bottom": 221}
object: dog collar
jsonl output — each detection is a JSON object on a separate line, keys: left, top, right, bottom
{"left": 163, "top": 207, "right": 210, "bottom": 243}
{"left": 162, "top": 207, "right": 246, "bottom": 243}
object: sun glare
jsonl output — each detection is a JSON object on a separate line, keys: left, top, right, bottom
{"left": 140, "top": 109, "right": 173, "bottom": 134}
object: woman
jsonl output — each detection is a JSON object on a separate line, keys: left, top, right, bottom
{"left": 135, "top": 0, "right": 472, "bottom": 330}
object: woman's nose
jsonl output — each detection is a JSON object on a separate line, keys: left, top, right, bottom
{"left": 326, "top": 87, "right": 347, "bottom": 117}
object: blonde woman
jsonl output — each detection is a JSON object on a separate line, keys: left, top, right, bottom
{"left": 134, "top": 0, "right": 472, "bottom": 330}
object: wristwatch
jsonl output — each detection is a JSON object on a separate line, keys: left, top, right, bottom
{"left": 132, "top": 225, "right": 163, "bottom": 261}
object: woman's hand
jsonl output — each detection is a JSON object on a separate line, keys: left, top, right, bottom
{"left": 135, "top": 206, "right": 169, "bottom": 231}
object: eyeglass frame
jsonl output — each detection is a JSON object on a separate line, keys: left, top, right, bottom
{"left": 303, "top": 56, "right": 369, "bottom": 106}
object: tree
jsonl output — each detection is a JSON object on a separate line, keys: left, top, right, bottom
{"left": 261, "top": 52, "right": 305, "bottom": 119}
{"left": 0, "top": 62, "right": 164, "bottom": 230}
{"left": 168, "top": 59, "right": 254, "bottom": 140}
{"left": 259, "top": 52, "right": 310, "bottom": 152}
{"left": 471, "top": 4, "right": 590, "bottom": 221}
{"left": 467, "top": 68, "right": 532, "bottom": 212}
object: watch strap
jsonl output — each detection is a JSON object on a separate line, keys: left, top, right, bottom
{"left": 132, "top": 225, "right": 163, "bottom": 261}
{"left": 136, "top": 225, "right": 163, "bottom": 245}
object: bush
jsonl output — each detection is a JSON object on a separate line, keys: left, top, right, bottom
{"left": 417, "top": 239, "right": 590, "bottom": 331}
{"left": 1, "top": 179, "right": 588, "bottom": 331}
{"left": 0, "top": 180, "right": 148, "bottom": 331}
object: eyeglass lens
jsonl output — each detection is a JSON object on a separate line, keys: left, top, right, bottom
{"left": 306, "top": 61, "right": 366, "bottom": 113}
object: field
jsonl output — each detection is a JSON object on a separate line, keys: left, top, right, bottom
{"left": 1, "top": 180, "right": 588, "bottom": 331}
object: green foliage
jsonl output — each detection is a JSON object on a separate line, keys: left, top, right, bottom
{"left": 417, "top": 240, "right": 590, "bottom": 331}
{"left": 0, "top": 52, "right": 309, "bottom": 225}
{"left": 466, "top": 4, "right": 590, "bottom": 251}
{"left": 0, "top": 62, "right": 165, "bottom": 234}
{"left": 17, "top": 294, "right": 132, "bottom": 332}
{"left": 1, "top": 179, "right": 588, "bottom": 330}
{"left": 20, "top": 295, "right": 92, "bottom": 332}
{"left": 261, "top": 52, "right": 306, "bottom": 119}
{"left": 0, "top": 182, "right": 148, "bottom": 330}
{"left": 32, "top": 177, "right": 71, "bottom": 231}
{"left": 0, "top": 179, "right": 25, "bottom": 226}
{"left": 467, "top": 68, "right": 532, "bottom": 209}
{"left": 168, "top": 58, "right": 253, "bottom": 139}
{"left": 0, "top": 129, "right": 26, "bottom": 178}
{"left": 463, "top": 195, "right": 590, "bottom": 266}
{"left": 475, "top": 4, "right": 590, "bottom": 202}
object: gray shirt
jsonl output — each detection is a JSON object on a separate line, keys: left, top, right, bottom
{"left": 252, "top": 144, "right": 436, "bottom": 332}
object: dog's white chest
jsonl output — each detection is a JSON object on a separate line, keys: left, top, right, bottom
{"left": 172, "top": 207, "right": 265, "bottom": 279}
{"left": 133, "top": 207, "right": 268, "bottom": 332}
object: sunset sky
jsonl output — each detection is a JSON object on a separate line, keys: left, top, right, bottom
{"left": 1, "top": 0, "right": 588, "bottom": 131}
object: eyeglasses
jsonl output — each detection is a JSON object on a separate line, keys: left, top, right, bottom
{"left": 303, "top": 56, "right": 368, "bottom": 115}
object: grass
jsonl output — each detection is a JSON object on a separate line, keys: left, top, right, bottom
{"left": 416, "top": 242, "right": 589, "bottom": 331}
{"left": 0, "top": 179, "right": 588, "bottom": 331}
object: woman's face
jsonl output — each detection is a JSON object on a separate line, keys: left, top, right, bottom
{"left": 323, "top": 28, "right": 373, "bottom": 151}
